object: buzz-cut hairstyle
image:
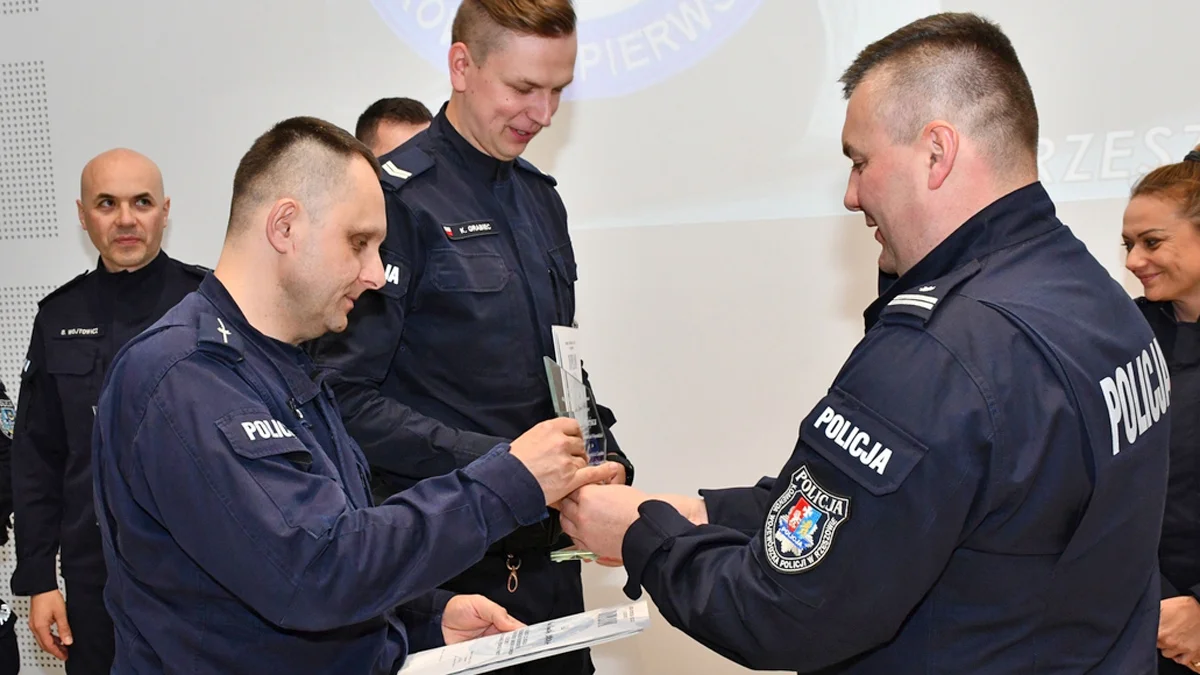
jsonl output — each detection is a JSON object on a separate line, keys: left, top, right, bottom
{"left": 227, "top": 116, "right": 380, "bottom": 233}
{"left": 355, "top": 97, "right": 433, "bottom": 148}
{"left": 839, "top": 12, "right": 1039, "bottom": 176}
{"left": 450, "top": 0, "right": 576, "bottom": 64}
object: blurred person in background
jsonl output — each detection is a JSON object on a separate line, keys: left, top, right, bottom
{"left": 1123, "top": 144, "right": 1200, "bottom": 673}
{"left": 355, "top": 97, "right": 433, "bottom": 157}
{"left": 0, "top": 378, "right": 21, "bottom": 672}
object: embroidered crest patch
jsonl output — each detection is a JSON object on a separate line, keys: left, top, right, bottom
{"left": 764, "top": 465, "right": 850, "bottom": 573}
{"left": 0, "top": 396, "right": 15, "bottom": 440}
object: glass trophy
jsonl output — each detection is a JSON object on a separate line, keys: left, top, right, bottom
{"left": 543, "top": 356, "right": 607, "bottom": 466}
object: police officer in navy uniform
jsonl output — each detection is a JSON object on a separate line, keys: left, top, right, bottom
{"left": 561, "top": 14, "right": 1170, "bottom": 673}
{"left": 355, "top": 97, "right": 433, "bottom": 158}
{"left": 91, "top": 117, "right": 618, "bottom": 674}
{"left": 308, "top": 4, "right": 632, "bottom": 672}
{"left": 1122, "top": 146, "right": 1200, "bottom": 672}
{"left": 10, "top": 149, "right": 204, "bottom": 674}
{"left": 0, "top": 379, "right": 21, "bottom": 674}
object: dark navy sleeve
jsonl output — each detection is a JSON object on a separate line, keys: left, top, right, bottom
{"left": 308, "top": 194, "right": 507, "bottom": 477}
{"left": 1163, "top": 576, "right": 1180, "bottom": 598}
{"left": 698, "top": 477, "right": 777, "bottom": 535}
{"left": 620, "top": 326, "right": 992, "bottom": 671}
{"left": 10, "top": 321, "right": 66, "bottom": 595}
{"left": 109, "top": 352, "right": 548, "bottom": 632}
{"left": 395, "top": 589, "right": 453, "bottom": 652}
{"left": 0, "top": 379, "right": 13, "bottom": 545}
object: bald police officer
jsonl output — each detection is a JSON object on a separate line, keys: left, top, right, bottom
{"left": 11, "top": 149, "right": 203, "bottom": 674}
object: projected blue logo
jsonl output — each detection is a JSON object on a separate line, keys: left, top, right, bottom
{"left": 370, "top": 0, "right": 763, "bottom": 100}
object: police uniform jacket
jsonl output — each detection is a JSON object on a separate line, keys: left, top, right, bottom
{"left": 0, "top": 380, "right": 18, "bottom": 672}
{"left": 1140, "top": 300, "right": 1199, "bottom": 673}
{"left": 92, "top": 273, "right": 550, "bottom": 674}
{"left": 0, "top": 378, "right": 14, "bottom": 544}
{"left": 620, "top": 183, "right": 1169, "bottom": 674}
{"left": 1140, "top": 301, "right": 1200, "bottom": 598}
{"left": 309, "top": 105, "right": 629, "bottom": 548}
{"left": 10, "top": 251, "right": 203, "bottom": 594}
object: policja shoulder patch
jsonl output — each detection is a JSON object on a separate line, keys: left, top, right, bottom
{"left": 764, "top": 465, "right": 850, "bottom": 574}
{"left": 0, "top": 395, "right": 13, "bottom": 439}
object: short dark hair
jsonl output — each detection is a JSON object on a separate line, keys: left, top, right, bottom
{"left": 354, "top": 97, "right": 433, "bottom": 147}
{"left": 451, "top": 0, "right": 576, "bottom": 63}
{"left": 839, "top": 12, "right": 1039, "bottom": 173}
{"left": 228, "top": 116, "right": 380, "bottom": 232}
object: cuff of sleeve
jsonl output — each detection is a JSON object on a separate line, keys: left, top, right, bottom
{"left": 697, "top": 488, "right": 730, "bottom": 521}
{"left": 606, "top": 452, "right": 634, "bottom": 486}
{"left": 1162, "top": 573, "right": 1180, "bottom": 599}
{"left": 463, "top": 444, "right": 548, "bottom": 528}
{"left": 698, "top": 486, "right": 759, "bottom": 529}
{"left": 397, "top": 589, "right": 454, "bottom": 652}
{"left": 455, "top": 432, "right": 513, "bottom": 466}
{"left": 621, "top": 500, "right": 696, "bottom": 600}
{"left": 10, "top": 557, "right": 59, "bottom": 596}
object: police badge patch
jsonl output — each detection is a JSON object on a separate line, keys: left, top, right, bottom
{"left": 764, "top": 465, "right": 850, "bottom": 574}
{"left": 0, "top": 396, "right": 14, "bottom": 440}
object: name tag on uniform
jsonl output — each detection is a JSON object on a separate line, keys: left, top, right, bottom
{"left": 56, "top": 326, "right": 103, "bottom": 338}
{"left": 442, "top": 220, "right": 498, "bottom": 241}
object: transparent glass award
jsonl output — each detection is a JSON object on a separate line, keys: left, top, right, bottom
{"left": 543, "top": 356, "right": 607, "bottom": 466}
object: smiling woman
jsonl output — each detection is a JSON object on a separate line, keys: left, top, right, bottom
{"left": 1124, "top": 146, "right": 1200, "bottom": 321}
{"left": 1121, "top": 144, "right": 1200, "bottom": 674}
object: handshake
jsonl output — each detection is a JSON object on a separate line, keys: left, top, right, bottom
{"left": 507, "top": 418, "right": 710, "bottom": 567}
{"left": 507, "top": 418, "right": 622, "bottom": 506}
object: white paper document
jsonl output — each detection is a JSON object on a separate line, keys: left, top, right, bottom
{"left": 397, "top": 601, "right": 651, "bottom": 675}
{"left": 550, "top": 325, "right": 585, "bottom": 414}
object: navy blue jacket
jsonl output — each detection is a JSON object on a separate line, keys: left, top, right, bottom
{"left": 92, "top": 274, "right": 549, "bottom": 674}
{"left": 11, "top": 251, "right": 203, "bottom": 593}
{"left": 621, "top": 183, "right": 1169, "bottom": 673}
{"left": 0, "top": 378, "right": 13, "bottom": 545}
{"left": 1140, "top": 299, "right": 1200, "bottom": 600}
{"left": 308, "top": 106, "right": 627, "bottom": 547}
{"left": 1139, "top": 299, "right": 1199, "bottom": 675}
{"left": 0, "top": 380, "right": 17, "bottom": 670}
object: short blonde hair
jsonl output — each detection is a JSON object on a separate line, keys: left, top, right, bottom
{"left": 451, "top": 0, "right": 576, "bottom": 63}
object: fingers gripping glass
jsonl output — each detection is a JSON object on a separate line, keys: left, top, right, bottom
{"left": 543, "top": 356, "right": 607, "bottom": 466}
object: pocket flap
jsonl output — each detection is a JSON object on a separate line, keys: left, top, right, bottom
{"left": 429, "top": 250, "right": 511, "bottom": 292}
{"left": 548, "top": 245, "right": 578, "bottom": 283}
{"left": 216, "top": 410, "right": 313, "bottom": 469}
{"left": 46, "top": 346, "right": 97, "bottom": 376}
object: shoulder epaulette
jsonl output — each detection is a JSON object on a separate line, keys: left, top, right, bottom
{"left": 515, "top": 157, "right": 557, "bottom": 186}
{"left": 37, "top": 269, "right": 92, "bottom": 307}
{"left": 195, "top": 312, "right": 244, "bottom": 363}
{"left": 177, "top": 261, "right": 212, "bottom": 279}
{"left": 378, "top": 146, "right": 434, "bottom": 192}
{"left": 881, "top": 260, "right": 982, "bottom": 326}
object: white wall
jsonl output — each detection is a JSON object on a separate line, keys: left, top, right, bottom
{"left": 0, "top": 1, "right": 1195, "bottom": 672}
